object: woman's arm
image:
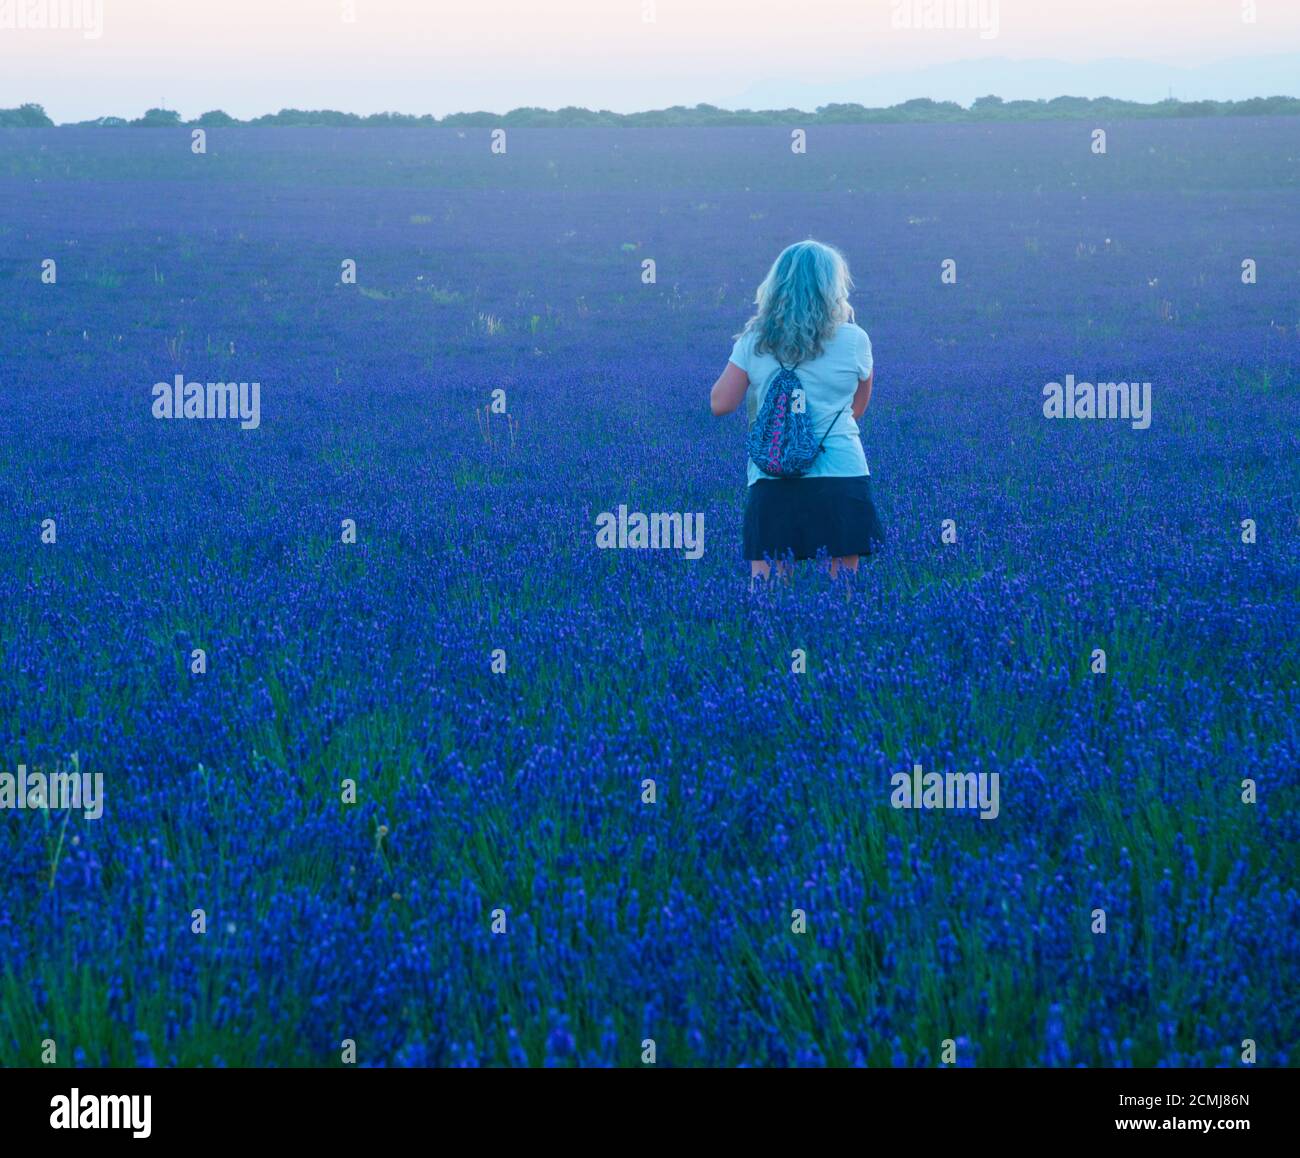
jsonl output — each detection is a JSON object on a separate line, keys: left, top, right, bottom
{"left": 851, "top": 370, "right": 874, "bottom": 420}
{"left": 710, "top": 361, "right": 749, "bottom": 416}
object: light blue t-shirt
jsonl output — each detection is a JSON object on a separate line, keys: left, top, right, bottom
{"left": 730, "top": 321, "right": 873, "bottom": 486}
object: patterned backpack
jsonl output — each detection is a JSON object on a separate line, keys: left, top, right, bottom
{"left": 746, "top": 359, "right": 846, "bottom": 478}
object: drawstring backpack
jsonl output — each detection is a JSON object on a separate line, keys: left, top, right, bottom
{"left": 745, "top": 358, "right": 846, "bottom": 478}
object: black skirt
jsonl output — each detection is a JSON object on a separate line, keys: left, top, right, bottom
{"left": 743, "top": 475, "right": 885, "bottom": 561}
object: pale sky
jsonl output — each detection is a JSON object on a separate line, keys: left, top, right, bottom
{"left": 3, "top": 0, "right": 1299, "bottom": 122}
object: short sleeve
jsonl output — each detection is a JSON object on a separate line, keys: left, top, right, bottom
{"left": 728, "top": 331, "right": 752, "bottom": 374}
{"left": 855, "top": 327, "right": 873, "bottom": 380}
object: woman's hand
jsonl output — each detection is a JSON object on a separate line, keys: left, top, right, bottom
{"left": 710, "top": 361, "right": 749, "bottom": 416}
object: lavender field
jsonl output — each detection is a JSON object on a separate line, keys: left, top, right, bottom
{"left": 1, "top": 119, "right": 1297, "bottom": 1067}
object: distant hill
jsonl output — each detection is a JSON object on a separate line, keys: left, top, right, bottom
{"left": 4, "top": 95, "right": 1300, "bottom": 130}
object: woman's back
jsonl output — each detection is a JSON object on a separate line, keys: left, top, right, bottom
{"left": 730, "top": 321, "right": 873, "bottom": 485}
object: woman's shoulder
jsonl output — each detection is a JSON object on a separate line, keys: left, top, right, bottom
{"left": 823, "top": 322, "right": 869, "bottom": 360}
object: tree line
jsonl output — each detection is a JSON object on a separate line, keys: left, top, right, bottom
{"left": 4, "top": 95, "right": 1299, "bottom": 129}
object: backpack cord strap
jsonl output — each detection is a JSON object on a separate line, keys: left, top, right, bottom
{"left": 815, "top": 407, "right": 848, "bottom": 455}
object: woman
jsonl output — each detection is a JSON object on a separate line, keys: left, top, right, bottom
{"left": 710, "top": 239, "right": 884, "bottom": 582}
